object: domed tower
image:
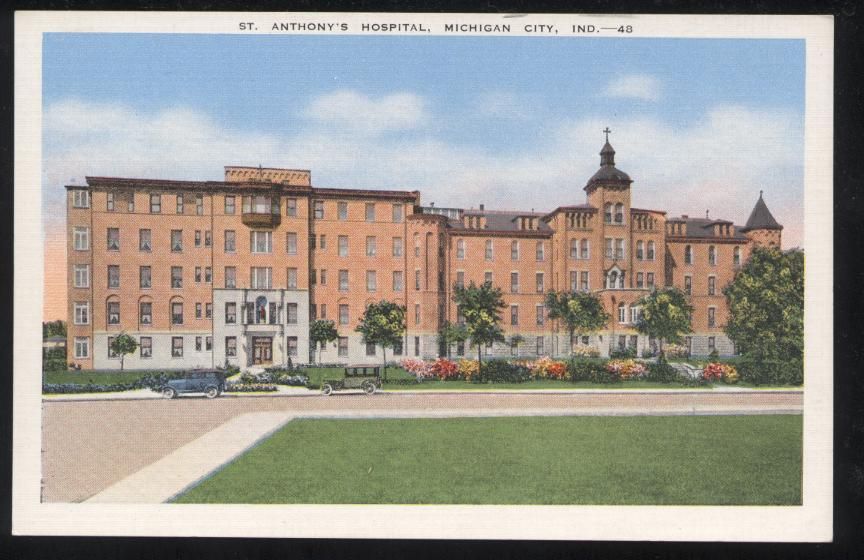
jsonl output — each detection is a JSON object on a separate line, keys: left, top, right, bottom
{"left": 741, "top": 191, "right": 783, "bottom": 248}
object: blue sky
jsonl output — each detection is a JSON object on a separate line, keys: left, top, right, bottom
{"left": 42, "top": 33, "right": 805, "bottom": 247}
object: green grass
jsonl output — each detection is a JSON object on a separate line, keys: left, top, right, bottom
{"left": 175, "top": 415, "right": 802, "bottom": 505}
{"left": 44, "top": 370, "right": 161, "bottom": 385}
{"left": 383, "top": 379, "right": 713, "bottom": 390}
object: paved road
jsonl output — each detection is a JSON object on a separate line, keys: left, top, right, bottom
{"left": 42, "top": 390, "right": 802, "bottom": 503}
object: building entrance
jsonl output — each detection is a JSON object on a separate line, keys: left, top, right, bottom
{"left": 252, "top": 336, "right": 273, "bottom": 365}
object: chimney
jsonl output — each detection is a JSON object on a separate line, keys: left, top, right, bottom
{"left": 479, "top": 204, "right": 485, "bottom": 211}
{"left": 682, "top": 214, "right": 688, "bottom": 219}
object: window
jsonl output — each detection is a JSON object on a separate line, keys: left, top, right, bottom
{"left": 171, "top": 230, "right": 183, "bottom": 252}
{"left": 684, "top": 245, "right": 693, "bottom": 265}
{"left": 580, "top": 239, "right": 589, "bottom": 259}
{"left": 72, "top": 190, "right": 90, "bottom": 208}
{"left": 139, "top": 229, "right": 151, "bottom": 252}
{"left": 708, "top": 245, "right": 717, "bottom": 265}
{"left": 615, "top": 238, "right": 624, "bottom": 259}
{"left": 205, "top": 267, "right": 212, "bottom": 283}
{"left": 636, "top": 272, "right": 644, "bottom": 288}
{"left": 510, "top": 305, "right": 519, "bottom": 326}
{"left": 485, "top": 240, "right": 494, "bottom": 260}
{"left": 511, "top": 240, "right": 520, "bottom": 260}
{"left": 484, "top": 271, "right": 493, "bottom": 285}
{"left": 149, "top": 193, "right": 161, "bottom": 213}
{"left": 314, "top": 201, "right": 324, "bottom": 219}
{"left": 630, "top": 306, "right": 641, "bottom": 324}
{"left": 456, "top": 239, "right": 465, "bottom": 259}
{"left": 636, "top": 241, "right": 644, "bottom": 260}
{"left": 287, "top": 267, "right": 298, "bottom": 289}
{"left": 172, "top": 336, "right": 183, "bottom": 357}
{"left": 393, "top": 270, "right": 404, "bottom": 292}
{"left": 171, "top": 267, "right": 182, "bottom": 288}
{"left": 195, "top": 267, "right": 202, "bottom": 283}
{"left": 195, "top": 303, "right": 202, "bottom": 319}
{"left": 172, "top": 302, "right": 183, "bottom": 325}
{"left": 536, "top": 336, "right": 545, "bottom": 355}
{"left": 195, "top": 193, "right": 204, "bottom": 215}
{"left": 226, "top": 336, "right": 237, "bottom": 357}
{"left": 510, "top": 272, "right": 519, "bottom": 293}
{"left": 139, "top": 302, "right": 152, "bottom": 325}
{"left": 392, "top": 203, "right": 404, "bottom": 223}
{"left": 604, "top": 203, "right": 613, "bottom": 223}
{"left": 337, "top": 201, "right": 348, "bottom": 220}
{"left": 455, "top": 271, "right": 465, "bottom": 288}
{"left": 176, "top": 194, "right": 184, "bottom": 214}
{"left": 73, "top": 264, "right": 90, "bottom": 288}
{"left": 225, "top": 302, "right": 237, "bottom": 324}
{"left": 647, "top": 241, "right": 655, "bottom": 260}
{"left": 339, "top": 304, "right": 349, "bottom": 325}
{"left": 708, "top": 307, "right": 716, "bottom": 328}
{"left": 74, "top": 336, "right": 90, "bottom": 358}
{"left": 536, "top": 241, "right": 545, "bottom": 261}
{"left": 140, "top": 337, "right": 152, "bottom": 358}
{"left": 339, "top": 270, "right": 349, "bottom": 291}
{"left": 139, "top": 266, "right": 151, "bottom": 289}
{"left": 733, "top": 246, "right": 741, "bottom": 265}
{"left": 684, "top": 275, "right": 692, "bottom": 295}
{"left": 581, "top": 271, "right": 590, "bottom": 292}
{"left": 286, "top": 303, "right": 298, "bottom": 325}
{"left": 251, "top": 231, "right": 272, "bottom": 253}
{"left": 73, "top": 227, "right": 90, "bottom": 251}
{"left": 106, "top": 192, "right": 114, "bottom": 211}
{"left": 251, "top": 267, "right": 272, "bottom": 289}
{"left": 536, "top": 272, "right": 545, "bottom": 293}
{"left": 319, "top": 235, "right": 326, "bottom": 250}
{"left": 569, "top": 239, "right": 578, "bottom": 259}
{"left": 105, "top": 300, "right": 119, "bottom": 324}
{"left": 195, "top": 230, "right": 202, "bottom": 248}
{"left": 414, "top": 303, "right": 421, "bottom": 324}
{"left": 107, "top": 265, "right": 120, "bottom": 289}
{"left": 286, "top": 232, "right": 297, "bottom": 255}
{"left": 73, "top": 302, "right": 89, "bottom": 325}
{"left": 225, "top": 195, "right": 235, "bottom": 214}
{"left": 569, "top": 271, "right": 578, "bottom": 291}
{"left": 647, "top": 273, "right": 655, "bottom": 289}
{"left": 320, "top": 303, "right": 327, "bottom": 319}
{"left": 320, "top": 269, "right": 327, "bottom": 285}
{"left": 366, "top": 236, "right": 377, "bottom": 257}
{"left": 708, "top": 276, "right": 716, "bottom": 296}
{"left": 455, "top": 340, "right": 464, "bottom": 356}
{"left": 415, "top": 270, "right": 421, "bottom": 291}
{"left": 127, "top": 192, "right": 135, "bottom": 212}
{"left": 615, "top": 303, "right": 626, "bottom": 323}
{"left": 195, "top": 337, "right": 202, "bottom": 352}
{"left": 338, "top": 235, "right": 349, "bottom": 257}
{"left": 366, "top": 270, "right": 377, "bottom": 292}
{"left": 392, "top": 237, "right": 403, "bottom": 257}
{"left": 366, "top": 343, "right": 376, "bottom": 356}
{"left": 224, "top": 230, "right": 236, "bottom": 253}
{"left": 393, "top": 339, "right": 403, "bottom": 356}
{"left": 286, "top": 198, "right": 297, "bottom": 217}
{"left": 338, "top": 337, "right": 349, "bottom": 357}
{"left": 225, "top": 266, "right": 236, "bottom": 289}
{"left": 206, "top": 336, "right": 213, "bottom": 351}
{"left": 605, "top": 237, "right": 613, "bottom": 258}
{"left": 365, "top": 203, "right": 376, "bottom": 222}
{"left": 708, "top": 336, "right": 716, "bottom": 352}
{"left": 287, "top": 336, "right": 298, "bottom": 357}
{"left": 414, "top": 233, "right": 421, "bottom": 257}
{"left": 413, "top": 336, "right": 420, "bottom": 357}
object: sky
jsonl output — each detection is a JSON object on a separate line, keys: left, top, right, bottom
{"left": 41, "top": 33, "right": 805, "bottom": 320}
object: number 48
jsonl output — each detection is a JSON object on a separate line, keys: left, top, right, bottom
{"left": 618, "top": 25, "right": 633, "bottom": 33}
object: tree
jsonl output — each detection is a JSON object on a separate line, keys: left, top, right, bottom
{"left": 438, "top": 321, "right": 469, "bottom": 357}
{"left": 109, "top": 332, "right": 138, "bottom": 371}
{"left": 42, "top": 320, "right": 66, "bottom": 339}
{"left": 355, "top": 301, "right": 406, "bottom": 381}
{"left": 634, "top": 288, "right": 694, "bottom": 357}
{"left": 309, "top": 319, "right": 338, "bottom": 364}
{"left": 723, "top": 247, "right": 803, "bottom": 361}
{"left": 544, "top": 291, "right": 609, "bottom": 356}
{"left": 508, "top": 334, "right": 525, "bottom": 357}
{"left": 452, "top": 282, "right": 506, "bottom": 381}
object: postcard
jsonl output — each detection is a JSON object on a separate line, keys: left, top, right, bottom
{"left": 14, "top": 11, "right": 833, "bottom": 541}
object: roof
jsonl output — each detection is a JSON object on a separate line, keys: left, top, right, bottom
{"left": 585, "top": 141, "right": 633, "bottom": 191}
{"left": 668, "top": 217, "right": 749, "bottom": 240}
{"left": 741, "top": 192, "right": 783, "bottom": 232}
{"left": 448, "top": 209, "right": 555, "bottom": 236}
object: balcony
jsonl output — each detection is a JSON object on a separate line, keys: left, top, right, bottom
{"left": 242, "top": 195, "right": 282, "bottom": 228}
{"left": 242, "top": 212, "right": 281, "bottom": 228}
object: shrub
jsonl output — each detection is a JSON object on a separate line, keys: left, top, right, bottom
{"left": 430, "top": 357, "right": 459, "bottom": 380}
{"left": 401, "top": 358, "right": 433, "bottom": 379}
{"left": 664, "top": 343, "right": 689, "bottom": 359}
{"left": 572, "top": 346, "right": 600, "bottom": 358}
{"left": 530, "top": 357, "right": 569, "bottom": 380}
{"left": 644, "top": 358, "right": 681, "bottom": 383}
{"left": 702, "top": 362, "right": 738, "bottom": 383}
{"left": 481, "top": 360, "right": 531, "bottom": 383}
{"left": 738, "top": 356, "right": 803, "bottom": 386}
{"left": 610, "top": 347, "right": 637, "bottom": 359}
{"left": 224, "top": 382, "right": 277, "bottom": 393}
{"left": 43, "top": 382, "right": 137, "bottom": 394}
{"left": 708, "top": 349, "right": 720, "bottom": 360}
{"left": 567, "top": 359, "right": 611, "bottom": 383}
{"left": 606, "top": 359, "right": 647, "bottom": 380}
{"left": 457, "top": 359, "right": 479, "bottom": 382}
{"left": 640, "top": 348, "right": 657, "bottom": 359}
{"left": 245, "top": 369, "right": 309, "bottom": 386}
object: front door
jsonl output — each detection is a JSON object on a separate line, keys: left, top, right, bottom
{"left": 252, "top": 337, "right": 273, "bottom": 365}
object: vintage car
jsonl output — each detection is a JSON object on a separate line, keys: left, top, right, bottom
{"left": 321, "top": 365, "right": 381, "bottom": 396}
{"left": 161, "top": 369, "right": 226, "bottom": 399}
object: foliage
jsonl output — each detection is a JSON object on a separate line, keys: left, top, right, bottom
{"left": 430, "top": 357, "right": 459, "bottom": 380}
{"left": 355, "top": 300, "right": 407, "bottom": 379}
{"left": 42, "top": 320, "right": 67, "bottom": 339}
{"left": 452, "top": 282, "right": 507, "bottom": 380}
{"left": 566, "top": 359, "right": 613, "bottom": 383}
{"left": 309, "top": 319, "right": 339, "bottom": 363}
{"left": 43, "top": 347, "right": 68, "bottom": 372}
{"left": 606, "top": 359, "right": 647, "bottom": 380}
{"left": 528, "top": 357, "right": 568, "bottom": 380}
{"left": 610, "top": 347, "right": 637, "bottom": 359}
{"left": 738, "top": 357, "right": 803, "bottom": 386}
{"left": 438, "top": 321, "right": 470, "bottom": 355}
{"left": 480, "top": 360, "right": 532, "bottom": 383}
{"left": 224, "top": 382, "right": 278, "bottom": 393}
{"left": 457, "top": 359, "right": 479, "bottom": 382}
{"left": 708, "top": 349, "right": 720, "bottom": 361}
{"left": 400, "top": 358, "right": 433, "bottom": 379}
{"left": 544, "top": 291, "right": 609, "bottom": 355}
{"left": 703, "top": 362, "right": 739, "bottom": 384}
{"left": 635, "top": 288, "right": 694, "bottom": 355}
{"left": 572, "top": 345, "right": 600, "bottom": 358}
{"left": 508, "top": 334, "right": 526, "bottom": 357}
{"left": 109, "top": 332, "right": 139, "bottom": 371}
{"left": 242, "top": 370, "right": 308, "bottom": 386}
{"left": 724, "top": 247, "right": 804, "bottom": 362}
{"left": 43, "top": 382, "right": 138, "bottom": 394}
{"left": 644, "top": 357, "right": 681, "bottom": 383}
{"left": 663, "top": 343, "right": 690, "bottom": 359}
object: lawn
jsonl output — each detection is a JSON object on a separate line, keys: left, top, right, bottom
{"left": 174, "top": 414, "right": 802, "bottom": 505}
{"left": 44, "top": 369, "right": 162, "bottom": 385}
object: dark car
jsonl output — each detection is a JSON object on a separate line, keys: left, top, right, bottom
{"left": 321, "top": 365, "right": 381, "bottom": 396}
{"left": 161, "top": 369, "right": 226, "bottom": 399}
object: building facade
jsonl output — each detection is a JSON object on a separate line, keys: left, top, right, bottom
{"left": 65, "top": 140, "right": 783, "bottom": 370}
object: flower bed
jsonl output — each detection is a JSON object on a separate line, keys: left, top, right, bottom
{"left": 606, "top": 359, "right": 647, "bottom": 380}
{"left": 702, "top": 362, "right": 739, "bottom": 384}
{"left": 224, "top": 382, "right": 278, "bottom": 393}
{"left": 528, "top": 357, "right": 568, "bottom": 380}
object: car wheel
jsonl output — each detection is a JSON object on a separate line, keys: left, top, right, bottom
{"left": 162, "top": 387, "right": 177, "bottom": 399}
{"left": 204, "top": 386, "right": 219, "bottom": 399}
{"left": 363, "top": 381, "right": 376, "bottom": 395}
{"left": 321, "top": 383, "right": 333, "bottom": 396}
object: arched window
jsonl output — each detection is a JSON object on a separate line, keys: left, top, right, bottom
{"left": 106, "top": 296, "right": 120, "bottom": 326}
{"left": 636, "top": 240, "right": 644, "bottom": 260}
{"left": 255, "top": 296, "right": 268, "bottom": 324}
{"left": 618, "top": 302, "right": 627, "bottom": 323}
{"left": 733, "top": 246, "right": 741, "bottom": 265}
{"left": 684, "top": 245, "right": 693, "bottom": 265}
{"left": 604, "top": 203, "right": 613, "bottom": 223}
{"left": 607, "top": 270, "right": 618, "bottom": 289}
{"left": 647, "top": 241, "right": 655, "bottom": 260}
{"left": 708, "top": 245, "right": 717, "bottom": 265}
{"left": 614, "top": 203, "right": 624, "bottom": 223}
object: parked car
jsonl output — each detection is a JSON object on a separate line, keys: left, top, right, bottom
{"left": 161, "top": 369, "right": 226, "bottom": 399}
{"left": 321, "top": 365, "right": 381, "bottom": 396}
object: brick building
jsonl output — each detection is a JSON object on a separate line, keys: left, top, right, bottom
{"left": 65, "top": 139, "right": 782, "bottom": 370}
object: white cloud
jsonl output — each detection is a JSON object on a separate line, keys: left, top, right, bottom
{"left": 303, "top": 90, "right": 428, "bottom": 134}
{"left": 472, "top": 91, "right": 531, "bottom": 120}
{"left": 42, "top": 97, "right": 803, "bottom": 248}
{"left": 604, "top": 74, "right": 662, "bottom": 101}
